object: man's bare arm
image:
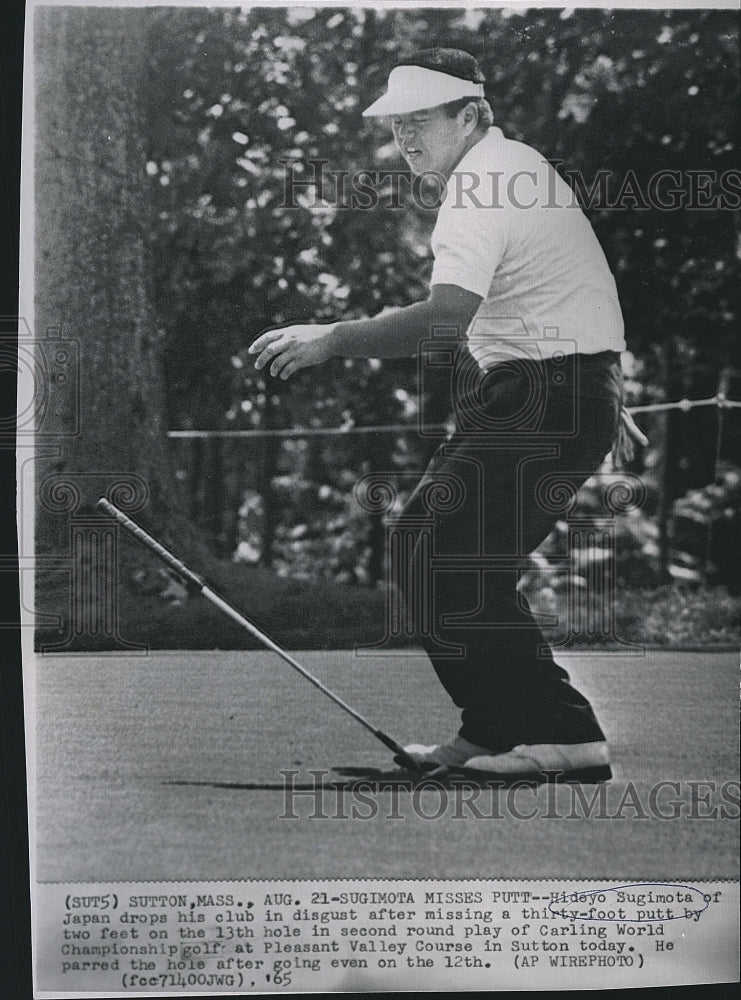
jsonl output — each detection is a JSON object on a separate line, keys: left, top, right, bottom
{"left": 249, "top": 284, "right": 482, "bottom": 379}
{"left": 329, "top": 284, "right": 482, "bottom": 359}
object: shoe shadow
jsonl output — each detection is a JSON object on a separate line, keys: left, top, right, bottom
{"left": 329, "top": 766, "right": 512, "bottom": 790}
{"left": 164, "top": 764, "right": 609, "bottom": 792}
{"left": 162, "top": 770, "right": 454, "bottom": 792}
{"left": 330, "top": 766, "right": 447, "bottom": 789}
{"left": 163, "top": 768, "right": 481, "bottom": 792}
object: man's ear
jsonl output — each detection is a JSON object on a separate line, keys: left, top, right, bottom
{"left": 459, "top": 101, "right": 479, "bottom": 136}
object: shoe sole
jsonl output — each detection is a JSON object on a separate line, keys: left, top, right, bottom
{"left": 454, "top": 764, "right": 612, "bottom": 784}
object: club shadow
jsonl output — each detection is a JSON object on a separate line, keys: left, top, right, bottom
{"left": 161, "top": 767, "right": 560, "bottom": 791}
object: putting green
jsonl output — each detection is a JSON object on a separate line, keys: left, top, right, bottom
{"left": 33, "top": 650, "right": 738, "bottom": 881}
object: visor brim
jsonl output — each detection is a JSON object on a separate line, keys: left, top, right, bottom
{"left": 362, "top": 96, "right": 445, "bottom": 117}
{"left": 362, "top": 65, "right": 485, "bottom": 118}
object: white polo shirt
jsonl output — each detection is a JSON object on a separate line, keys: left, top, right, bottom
{"left": 430, "top": 127, "right": 626, "bottom": 366}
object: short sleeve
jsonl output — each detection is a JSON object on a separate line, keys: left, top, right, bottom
{"left": 429, "top": 180, "right": 508, "bottom": 297}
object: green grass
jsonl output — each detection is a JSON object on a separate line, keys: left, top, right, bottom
{"left": 524, "top": 582, "right": 741, "bottom": 650}
{"left": 35, "top": 551, "right": 739, "bottom": 652}
{"left": 35, "top": 650, "right": 740, "bottom": 881}
{"left": 35, "top": 557, "right": 389, "bottom": 652}
{"left": 600, "top": 583, "right": 741, "bottom": 648}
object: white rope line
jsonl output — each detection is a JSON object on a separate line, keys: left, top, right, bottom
{"left": 628, "top": 396, "right": 741, "bottom": 415}
{"left": 167, "top": 423, "right": 449, "bottom": 439}
{"left": 167, "top": 397, "right": 740, "bottom": 439}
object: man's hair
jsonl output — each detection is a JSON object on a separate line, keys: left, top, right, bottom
{"left": 396, "top": 47, "right": 484, "bottom": 83}
{"left": 395, "top": 47, "right": 494, "bottom": 129}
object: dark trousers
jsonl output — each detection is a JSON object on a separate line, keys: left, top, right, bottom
{"left": 399, "top": 350, "right": 623, "bottom": 753}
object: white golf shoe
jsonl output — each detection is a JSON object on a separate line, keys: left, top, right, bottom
{"left": 463, "top": 741, "right": 611, "bottom": 781}
{"left": 397, "top": 734, "right": 494, "bottom": 770}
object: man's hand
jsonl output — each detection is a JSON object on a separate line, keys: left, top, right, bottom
{"left": 249, "top": 323, "right": 337, "bottom": 379}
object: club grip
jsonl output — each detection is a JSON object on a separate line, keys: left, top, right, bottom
{"left": 96, "top": 498, "right": 205, "bottom": 592}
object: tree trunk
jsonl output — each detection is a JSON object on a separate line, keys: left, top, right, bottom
{"left": 33, "top": 8, "right": 191, "bottom": 646}
{"left": 35, "top": 7, "right": 175, "bottom": 521}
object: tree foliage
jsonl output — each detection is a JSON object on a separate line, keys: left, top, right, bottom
{"left": 143, "top": 6, "right": 739, "bottom": 581}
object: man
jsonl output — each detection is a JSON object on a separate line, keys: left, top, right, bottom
{"left": 250, "top": 48, "right": 632, "bottom": 781}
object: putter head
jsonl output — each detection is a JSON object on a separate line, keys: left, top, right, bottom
{"left": 393, "top": 750, "right": 448, "bottom": 780}
{"left": 419, "top": 763, "right": 449, "bottom": 779}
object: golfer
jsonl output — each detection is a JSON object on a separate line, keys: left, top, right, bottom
{"left": 251, "top": 48, "right": 633, "bottom": 780}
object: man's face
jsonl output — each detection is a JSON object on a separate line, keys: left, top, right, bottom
{"left": 391, "top": 105, "right": 472, "bottom": 178}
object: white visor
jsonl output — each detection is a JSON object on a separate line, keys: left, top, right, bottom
{"left": 362, "top": 65, "right": 484, "bottom": 117}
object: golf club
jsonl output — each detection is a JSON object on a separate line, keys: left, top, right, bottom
{"left": 97, "top": 497, "right": 436, "bottom": 777}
